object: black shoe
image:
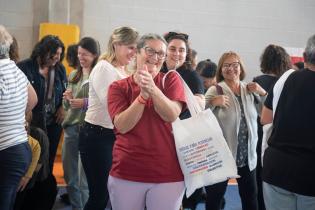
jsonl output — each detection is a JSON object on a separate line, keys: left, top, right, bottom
{"left": 60, "top": 193, "right": 71, "bottom": 205}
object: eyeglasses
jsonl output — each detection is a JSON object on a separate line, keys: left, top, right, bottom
{"left": 144, "top": 47, "right": 166, "bottom": 59}
{"left": 164, "top": 32, "right": 189, "bottom": 42}
{"left": 222, "top": 62, "right": 240, "bottom": 69}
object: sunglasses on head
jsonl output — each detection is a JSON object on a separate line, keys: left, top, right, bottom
{"left": 165, "top": 32, "right": 189, "bottom": 42}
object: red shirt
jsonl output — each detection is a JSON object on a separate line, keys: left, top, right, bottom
{"left": 108, "top": 72, "right": 186, "bottom": 183}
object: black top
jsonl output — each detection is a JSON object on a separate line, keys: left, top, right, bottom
{"left": 263, "top": 69, "right": 315, "bottom": 196}
{"left": 253, "top": 74, "right": 278, "bottom": 94}
{"left": 253, "top": 74, "right": 278, "bottom": 156}
{"left": 161, "top": 63, "right": 204, "bottom": 119}
{"left": 17, "top": 58, "right": 67, "bottom": 131}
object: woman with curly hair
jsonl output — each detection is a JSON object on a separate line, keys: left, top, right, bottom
{"left": 17, "top": 35, "right": 67, "bottom": 210}
{"left": 253, "top": 44, "right": 292, "bottom": 210}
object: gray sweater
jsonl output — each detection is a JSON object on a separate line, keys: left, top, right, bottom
{"left": 205, "top": 81, "right": 261, "bottom": 171}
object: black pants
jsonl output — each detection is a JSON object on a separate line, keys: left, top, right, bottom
{"left": 79, "top": 122, "right": 115, "bottom": 210}
{"left": 205, "top": 165, "right": 258, "bottom": 210}
{"left": 256, "top": 118, "right": 266, "bottom": 210}
{"left": 46, "top": 122, "right": 63, "bottom": 172}
{"left": 182, "top": 188, "right": 204, "bottom": 210}
{"left": 15, "top": 174, "right": 57, "bottom": 210}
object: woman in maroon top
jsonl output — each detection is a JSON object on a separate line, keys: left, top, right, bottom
{"left": 107, "top": 33, "right": 186, "bottom": 210}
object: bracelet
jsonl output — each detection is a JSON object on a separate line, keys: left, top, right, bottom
{"left": 82, "top": 98, "right": 89, "bottom": 111}
{"left": 139, "top": 95, "right": 148, "bottom": 102}
{"left": 137, "top": 95, "right": 148, "bottom": 105}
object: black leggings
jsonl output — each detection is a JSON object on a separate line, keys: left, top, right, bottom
{"left": 79, "top": 122, "right": 115, "bottom": 210}
{"left": 205, "top": 165, "right": 258, "bottom": 210}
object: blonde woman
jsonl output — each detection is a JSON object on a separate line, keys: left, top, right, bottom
{"left": 78, "top": 27, "right": 139, "bottom": 210}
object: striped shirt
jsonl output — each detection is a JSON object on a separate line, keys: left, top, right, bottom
{"left": 0, "top": 58, "right": 29, "bottom": 151}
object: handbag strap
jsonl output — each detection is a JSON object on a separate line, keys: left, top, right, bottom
{"left": 45, "top": 68, "right": 55, "bottom": 104}
{"left": 162, "top": 70, "right": 202, "bottom": 116}
{"left": 215, "top": 84, "right": 224, "bottom": 95}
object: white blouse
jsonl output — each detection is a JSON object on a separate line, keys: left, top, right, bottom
{"left": 84, "top": 60, "right": 128, "bottom": 129}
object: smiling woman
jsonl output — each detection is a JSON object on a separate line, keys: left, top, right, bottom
{"left": 62, "top": 37, "right": 100, "bottom": 210}
{"left": 135, "top": 34, "right": 167, "bottom": 77}
{"left": 78, "top": 26, "right": 139, "bottom": 210}
{"left": 107, "top": 33, "right": 186, "bottom": 210}
{"left": 161, "top": 31, "right": 205, "bottom": 121}
{"left": 204, "top": 51, "right": 268, "bottom": 210}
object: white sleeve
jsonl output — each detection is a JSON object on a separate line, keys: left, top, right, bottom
{"left": 90, "top": 61, "right": 118, "bottom": 105}
{"left": 272, "top": 69, "right": 295, "bottom": 117}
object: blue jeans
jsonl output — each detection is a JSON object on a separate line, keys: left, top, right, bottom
{"left": 0, "top": 142, "right": 31, "bottom": 210}
{"left": 79, "top": 122, "right": 115, "bottom": 210}
{"left": 263, "top": 182, "right": 315, "bottom": 210}
{"left": 63, "top": 124, "right": 88, "bottom": 209}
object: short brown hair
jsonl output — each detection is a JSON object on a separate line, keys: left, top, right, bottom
{"left": 216, "top": 51, "right": 246, "bottom": 82}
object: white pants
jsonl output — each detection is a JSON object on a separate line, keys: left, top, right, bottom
{"left": 108, "top": 175, "right": 185, "bottom": 210}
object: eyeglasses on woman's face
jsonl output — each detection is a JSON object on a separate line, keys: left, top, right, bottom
{"left": 144, "top": 46, "right": 166, "bottom": 60}
{"left": 222, "top": 62, "right": 240, "bottom": 70}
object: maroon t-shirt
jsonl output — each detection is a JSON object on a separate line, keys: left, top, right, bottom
{"left": 108, "top": 72, "right": 186, "bottom": 183}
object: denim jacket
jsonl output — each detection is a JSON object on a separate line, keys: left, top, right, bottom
{"left": 17, "top": 58, "right": 67, "bottom": 131}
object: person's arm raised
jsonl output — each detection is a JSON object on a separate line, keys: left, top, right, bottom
{"left": 140, "top": 69, "right": 182, "bottom": 122}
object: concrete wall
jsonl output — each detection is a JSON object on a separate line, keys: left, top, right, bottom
{"left": 1, "top": 0, "right": 35, "bottom": 59}
{"left": 1, "top": 0, "right": 314, "bottom": 79}
{"left": 81, "top": 0, "right": 315, "bottom": 80}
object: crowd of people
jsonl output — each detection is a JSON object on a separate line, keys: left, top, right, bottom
{"left": 1, "top": 23, "right": 315, "bottom": 210}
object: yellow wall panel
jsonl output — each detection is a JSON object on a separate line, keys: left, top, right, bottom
{"left": 39, "top": 23, "right": 80, "bottom": 75}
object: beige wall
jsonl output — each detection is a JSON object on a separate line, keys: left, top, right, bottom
{"left": 1, "top": 0, "right": 315, "bottom": 79}
{"left": 0, "top": 0, "right": 81, "bottom": 60}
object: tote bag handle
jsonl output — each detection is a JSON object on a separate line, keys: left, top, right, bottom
{"left": 162, "top": 70, "right": 202, "bottom": 117}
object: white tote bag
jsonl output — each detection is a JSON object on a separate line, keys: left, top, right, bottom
{"left": 163, "top": 71, "right": 238, "bottom": 197}
{"left": 261, "top": 69, "right": 295, "bottom": 164}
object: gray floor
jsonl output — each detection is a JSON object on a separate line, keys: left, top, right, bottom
{"left": 53, "top": 185, "right": 241, "bottom": 210}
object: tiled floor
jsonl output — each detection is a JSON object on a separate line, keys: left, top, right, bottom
{"left": 53, "top": 155, "right": 241, "bottom": 210}
{"left": 53, "top": 185, "right": 241, "bottom": 210}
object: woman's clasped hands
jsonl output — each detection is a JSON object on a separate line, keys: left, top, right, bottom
{"left": 136, "top": 65, "right": 156, "bottom": 99}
